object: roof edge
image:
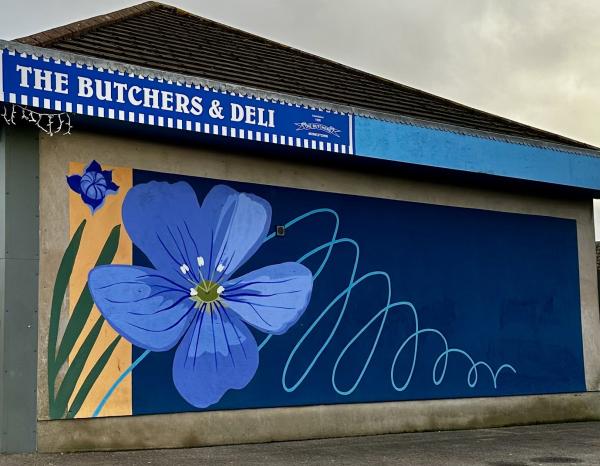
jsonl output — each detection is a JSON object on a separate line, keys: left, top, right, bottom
{"left": 159, "top": 4, "right": 598, "bottom": 152}
{"left": 1, "top": 39, "right": 599, "bottom": 158}
{"left": 15, "top": 1, "right": 163, "bottom": 47}
{"left": 13, "top": 1, "right": 598, "bottom": 152}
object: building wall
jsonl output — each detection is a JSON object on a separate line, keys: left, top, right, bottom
{"left": 36, "top": 130, "right": 600, "bottom": 452}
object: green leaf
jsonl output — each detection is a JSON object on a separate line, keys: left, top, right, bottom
{"left": 51, "top": 286, "right": 95, "bottom": 378}
{"left": 51, "top": 316, "right": 105, "bottom": 419}
{"left": 51, "top": 224, "right": 121, "bottom": 377}
{"left": 47, "top": 219, "right": 86, "bottom": 404}
{"left": 48, "top": 223, "right": 121, "bottom": 419}
{"left": 65, "top": 335, "right": 121, "bottom": 419}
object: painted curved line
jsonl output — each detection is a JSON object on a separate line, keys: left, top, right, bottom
{"left": 93, "top": 207, "right": 516, "bottom": 417}
{"left": 259, "top": 208, "right": 516, "bottom": 396}
{"left": 92, "top": 349, "right": 150, "bottom": 417}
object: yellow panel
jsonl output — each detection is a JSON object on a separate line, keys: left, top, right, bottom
{"left": 68, "top": 162, "right": 133, "bottom": 418}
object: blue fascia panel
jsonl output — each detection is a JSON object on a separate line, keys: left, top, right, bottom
{"left": 355, "top": 116, "right": 600, "bottom": 191}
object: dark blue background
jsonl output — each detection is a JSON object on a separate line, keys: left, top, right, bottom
{"left": 131, "top": 169, "right": 585, "bottom": 415}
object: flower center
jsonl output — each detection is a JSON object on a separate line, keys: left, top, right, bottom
{"left": 182, "top": 257, "right": 226, "bottom": 309}
{"left": 80, "top": 171, "right": 108, "bottom": 199}
{"left": 189, "top": 280, "right": 224, "bottom": 307}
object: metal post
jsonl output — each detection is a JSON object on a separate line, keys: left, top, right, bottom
{"left": 0, "top": 123, "right": 39, "bottom": 453}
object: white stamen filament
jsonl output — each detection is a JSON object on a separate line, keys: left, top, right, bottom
{"left": 196, "top": 256, "right": 208, "bottom": 284}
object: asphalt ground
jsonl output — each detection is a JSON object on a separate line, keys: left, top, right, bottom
{"left": 2, "top": 421, "right": 600, "bottom": 465}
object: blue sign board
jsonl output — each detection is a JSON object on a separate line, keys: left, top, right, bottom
{"left": 0, "top": 49, "right": 353, "bottom": 154}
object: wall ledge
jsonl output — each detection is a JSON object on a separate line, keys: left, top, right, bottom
{"left": 37, "top": 392, "right": 600, "bottom": 453}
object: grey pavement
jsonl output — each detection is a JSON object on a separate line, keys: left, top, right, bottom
{"left": 2, "top": 421, "right": 600, "bottom": 465}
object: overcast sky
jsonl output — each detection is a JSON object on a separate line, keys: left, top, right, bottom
{"left": 2, "top": 0, "right": 600, "bottom": 236}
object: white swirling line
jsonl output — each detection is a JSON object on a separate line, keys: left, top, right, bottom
{"left": 92, "top": 207, "right": 516, "bottom": 417}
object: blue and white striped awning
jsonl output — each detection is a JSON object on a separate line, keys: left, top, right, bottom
{"left": 0, "top": 42, "right": 353, "bottom": 154}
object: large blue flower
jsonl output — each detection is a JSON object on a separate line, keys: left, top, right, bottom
{"left": 88, "top": 182, "right": 313, "bottom": 408}
{"left": 67, "top": 160, "right": 119, "bottom": 212}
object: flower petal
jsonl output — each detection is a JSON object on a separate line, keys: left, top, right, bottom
{"left": 197, "top": 185, "right": 272, "bottom": 282}
{"left": 101, "top": 169, "right": 113, "bottom": 183}
{"left": 122, "top": 181, "right": 204, "bottom": 285}
{"left": 222, "top": 262, "right": 313, "bottom": 335}
{"left": 89, "top": 265, "right": 195, "bottom": 351}
{"left": 81, "top": 192, "right": 104, "bottom": 211}
{"left": 107, "top": 181, "right": 119, "bottom": 192}
{"left": 172, "top": 306, "right": 258, "bottom": 408}
{"left": 85, "top": 160, "right": 102, "bottom": 173}
{"left": 66, "top": 174, "right": 82, "bottom": 194}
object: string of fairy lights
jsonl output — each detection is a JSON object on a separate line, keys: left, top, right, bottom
{"left": 1, "top": 104, "right": 72, "bottom": 136}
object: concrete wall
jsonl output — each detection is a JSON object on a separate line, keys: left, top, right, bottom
{"left": 36, "top": 130, "right": 600, "bottom": 452}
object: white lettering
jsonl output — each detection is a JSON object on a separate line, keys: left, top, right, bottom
{"left": 175, "top": 93, "right": 190, "bottom": 113}
{"left": 257, "top": 108, "right": 275, "bottom": 127}
{"left": 161, "top": 91, "right": 174, "bottom": 111}
{"left": 128, "top": 85, "right": 143, "bottom": 106}
{"left": 55, "top": 72, "right": 69, "bottom": 94}
{"left": 245, "top": 106, "right": 256, "bottom": 125}
{"left": 15, "top": 65, "right": 32, "bottom": 88}
{"left": 190, "top": 96, "right": 203, "bottom": 116}
{"left": 267, "top": 109, "right": 275, "bottom": 128}
{"left": 143, "top": 88, "right": 160, "bottom": 109}
{"left": 230, "top": 103, "right": 244, "bottom": 122}
{"left": 95, "top": 80, "right": 112, "bottom": 101}
{"left": 33, "top": 69, "right": 53, "bottom": 91}
{"left": 77, "top": 77, "right": 93, "bottom": 98}
{"left": 114, "top": 82, "right": 127, "bottom": 104}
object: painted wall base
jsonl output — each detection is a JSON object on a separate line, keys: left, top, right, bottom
{"left": 37, "top": 392, "right": 600, "bottom": 452}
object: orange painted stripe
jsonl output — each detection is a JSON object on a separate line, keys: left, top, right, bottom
{"left": 68, "top": 162, "right": 133, "bottom": 418}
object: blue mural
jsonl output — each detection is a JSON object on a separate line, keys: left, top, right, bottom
{"left": 89, "top": 169, "right": 585, "bottom": 416}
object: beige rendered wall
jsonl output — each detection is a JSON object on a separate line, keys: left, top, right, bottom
{"left": 37, "top": 131, "right": 600, "bottom": 452}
